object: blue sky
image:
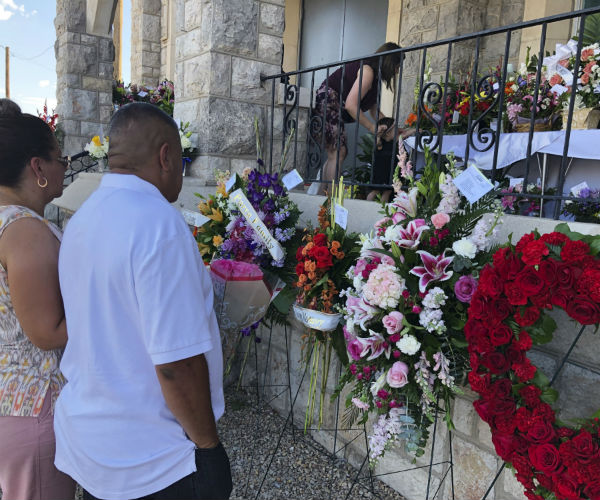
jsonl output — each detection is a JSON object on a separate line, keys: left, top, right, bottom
{"left": 0, "top": 0, "right": 131, "bottom": 116}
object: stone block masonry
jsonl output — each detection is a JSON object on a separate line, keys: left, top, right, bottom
{"left": 131, "top": 0, "right": 162, "bottom": 85}
{"left": 175, "top": 0, "right": 297, "bottom": 185}
{"left": 55, "top": 0, "right": 115, "bottom": 155}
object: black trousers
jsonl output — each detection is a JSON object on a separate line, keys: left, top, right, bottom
{"left": 82, "top": 443, "right": 233, "bottom": 500}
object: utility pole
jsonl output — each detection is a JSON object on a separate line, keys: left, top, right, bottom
{"left": 4, "top": 46, "right": 9, "bottom": 99}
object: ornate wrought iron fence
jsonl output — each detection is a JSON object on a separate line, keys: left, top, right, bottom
{"left": 63, "top": 151, "right": 99, "bottom": 186}
{"left": 262, "top": 6, "right": 600, "bottom": 220}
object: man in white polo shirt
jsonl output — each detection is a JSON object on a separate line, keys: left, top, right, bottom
{"left": 55, "top": 103, "right": 231, "bottom": 500}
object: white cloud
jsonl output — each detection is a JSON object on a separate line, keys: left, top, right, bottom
{"left": 0, "top": 6, "right": 13, "bottom": 20}
{"left": 38, "top": 80, "right": 50, "bottom": 88}
{"left": 0, "top": 0, "right": 20, "bottom": 9}
{"left": 0, "top": 1, "right": 29, "bottom": 21}
{"left": 17, "top": 96, "right": 57, "bottom": 116}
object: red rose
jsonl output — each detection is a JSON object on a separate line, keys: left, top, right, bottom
{"left": 506, "top": 345, "right": 525, "bottom": 365}
{"left": 464, "top": 319, "right": 488, "bottom": 343}
{"left": 516, "top": 268, "right": 545, "bottom": 297}
{"left": 492, "top": 432, "right": 517, "bottom": 460}
{"left": 557, "top": 262, "right": 582, "bottom": 289}
{"left": 312, "top": 246, "right": 332, "bottom": 268}
{"left": 535, "top": 471, "right": 554, "bottom": 491}
{"left": 577, "top": 268, "right": 600, "bottom": 303}
{"left": 570, "top": 430, "right": 599, "bottom": 463}
{"left": 295, "top": 263, "right": 304, "bottom": 276}
{"left": 529, "top": 290, "right": 552, "bottom": 309}
{"left": 481, "top": 351, "right": 510, "bottom": 374}
{"left": 473, "top": 399, "right": 493, "bottom": 423}
{"left": 584, "top": 480, "right": 600, "bottom": 500}
{"left": 470, "top": 335, "right": 494, "bottom": 356}
{"left": 468, "top": 293, "right": 489, "bottom": 320}
{"left": 551, "top": 287, "right": 574, "bottom": 309}
{"left": 528, "top": 443, "right": 562, "bottom": 473}
{"left": 512, "top": 452, "right": 534, "bottom": 478}
{"left": 312, "top": 233, "right": 328, "bottom": 247}
{"left": 525, "top": 420, "right": 556, "bottom": 444}
{"left": 469, "top": 352, "right": 480, "bottom": 371}
{"left": 489, "top": 398, "right": 516, "bottom": 416}
{"left": 557, "top": 427, "right": 576, "bottom": 439}
{"left": 296, "top": 246, "right": 305, "bottom": 261}
{"left": 489, "top": 378, "right": 512, "bottom": 399}
{"left": 561, "top": 239, "right": 590, "bottom": 262}
{"left": 540, "top": 231, "right": 570, "bottom": 246}
{"left": 519, "top": 385, "right": 542, "bottom": 406}
{"left": 516, "top": 232, "right": 536, "bottom": 253}
{"left": 489, "top": 324, "right": 513, "bottom": 346}
{"left": 514, "top": 307, "right": 540, "bottom": 327}
{"left": 554, "top": 473, "right": 582, "bottom": 500}
{"left": 532, "top": 403, "right": 555, "bottom": 423}
{"left": 504, "top": 281, "right": 528, "bottom": 306}
{"left": 522, "top": 240, "right": 550, "bottom": 266}
{"left": 538, "top": 258, "right": 559, "bottom": 286}
{"left": 566, "top": 295, "right": 600, "bottom": 325}
{"left": 514, "top": 330, "right": 533, "bottom": 351}
{"left": 489, "top": 298, "right": 512, "bottom": 323}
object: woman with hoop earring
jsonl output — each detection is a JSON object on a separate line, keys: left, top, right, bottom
{"left": 0, "top": 99, "right": 75, "bottom": 500}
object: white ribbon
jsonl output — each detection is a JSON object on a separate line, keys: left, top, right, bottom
{"left": 230, "top": 189, "right": 285, "bottom": 262}
{"left": 543, "top": 39, "right": 579, "bottom": 85}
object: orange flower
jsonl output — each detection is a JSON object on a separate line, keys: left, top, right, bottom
{"left": 331, "top": 240, "right": 341, "bottom": 250}
{"left": 335, "top": 251, "right": 345, "bottom": 259}
{"left": 303, "top": 241, "right": 314, "bottom": 256}
{"left": 304, "top": 284, "right": 311, "bottom": 292}
{"left": 304, "top": 260, "right": 316, "bottom": 272}
{"left": 308, "top": 271, "right": 316, "bottom": 281}
{"left": 298, "top": 274, "right": 307, "bottom": 283}
{"left": 405, "top": 112, "right": 417, "bottom": 126}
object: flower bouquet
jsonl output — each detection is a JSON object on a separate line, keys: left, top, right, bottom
{"left": 293, "top": 179, "right": 360, "bottom": 429}
{"left": 84, "top": 135, "right": 109, "bottom": 161}
{"left": 544, "top": 40, "right": 600, "bottom": 129}
{"left": 563, "top": 184, "right": 600, "bottom": 223}
{"left": 501, "top": 180, "right": 557, "bottom": 217}
{"left": 335, "top": 143, "right": 502, "bottom": 463}
{"left": 113, "top": 80, "right": 175, "bottom": 116}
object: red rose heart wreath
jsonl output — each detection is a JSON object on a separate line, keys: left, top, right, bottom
{"left": 466, "top": 227, "right": 600, "bottom": 500}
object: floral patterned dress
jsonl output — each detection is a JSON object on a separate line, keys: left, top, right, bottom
{"left": 0, "top": 206, "right": 66, "bottom": 417}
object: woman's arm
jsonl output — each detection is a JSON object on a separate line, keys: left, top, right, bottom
{"left": 0, "top": 218, "right": 67, "bottom": 350}
{"left": 344, "top": 65, "right": 377, "bottom": 134}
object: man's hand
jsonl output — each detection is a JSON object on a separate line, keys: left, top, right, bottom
{"left": 155, "top": 354, "right": 219, "bottom": 449}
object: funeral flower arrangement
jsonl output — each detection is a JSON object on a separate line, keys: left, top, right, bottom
{"left": 336, "top": 143, "right": 502, "bottom": 463}
{"left": 84, "top": 135, "right": 109, "bottom": 160}
{"left": 293, "top": 181, "right": 360, "bottom": 429}
{"left": 113, "top": 80, "right": 175, "bottom": 116}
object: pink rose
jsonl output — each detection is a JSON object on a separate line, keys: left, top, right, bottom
{"left": 381, "top": 255, "right": 395, "bottom": 266}
{"left": 431, "top": 212, "right": 450, "bottom": 229}
{"left": 375, "top": 217, "right": 391, "bottom": 229}
{"left": 382, "top": 311, "right": 404, "bottom": 335}
{"left": 386, "top": 361, "right": 409, "bottom": 388}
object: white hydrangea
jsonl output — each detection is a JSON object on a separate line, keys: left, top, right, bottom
{"left": 180, "top": 130, "right": 192, "bottom": 150}
{"left": 397, "top": 335, "right": 421, "bottom": 356}
{"left": 452, "top": 238, "right": 477, "bottom": 259}
{"left": 419, "top": 308, "right": 446, "bottom": 335}
{"left": 422, "top": 287, "right": 447, "bottom": 309}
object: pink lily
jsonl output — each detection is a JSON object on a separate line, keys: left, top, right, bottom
{"left": 357, "top": 329, "right": 391, "bottom": 360}
{"left": 391, "top": 187, "right": 418, "bottom": 219}
{"left": 345, "top": 295, "right": 378, "bottom": 330}
{"left": 410, "top": 250, "right": 454, "bottom": 293}
{"left": 396, "top": 219, "right": 429, "bottom": 249}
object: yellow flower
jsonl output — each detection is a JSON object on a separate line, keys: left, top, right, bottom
{"left": 213, "top": 235, "right": 223, "bottom": 247}
{"left": 216, "top": 184, "right": 228, "bottom": 198}
{"left": 207, "top": 208, "right": 223, "bottom": 222}
{"left": 92, "top": 135, "right": 102, "bottom": 146}
{"left": 197, "top": 242, "right": 211, "bottom": 255}
{"left": 197, "top": 201, "right": 210, "bottom": 214}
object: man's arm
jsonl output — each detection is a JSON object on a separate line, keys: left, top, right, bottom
{"left": 155, "top": 353, "right": 219, "bottom": 449}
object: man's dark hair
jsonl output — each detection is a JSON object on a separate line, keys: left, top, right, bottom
{"left": 108, "top": 102, "right": 178, "bottom": 138}
{"left": 0, "top": 98, "right": 22, "bottom": 117}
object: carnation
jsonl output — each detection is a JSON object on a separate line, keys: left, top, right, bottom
{"left": 362, "top": 264, "right": 405, "bottom": 309}
{"left": 397, "top": 334, "right": 421, "bottom": 355}
{"left": 452, "top": 238, "right": 477, "bottom": 259}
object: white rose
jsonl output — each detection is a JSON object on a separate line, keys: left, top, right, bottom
{"left": 370, "top": 372, "right": 386, "bottom": 397}
{"left": 452, "top": 238, "right": 477, "bottom": 259}
{"left": 397, "top": 335, "right": 421, "bottom": 356}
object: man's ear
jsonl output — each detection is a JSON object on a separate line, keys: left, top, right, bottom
{"left": 158, "top": 142, "right": 172, "bottom": 173}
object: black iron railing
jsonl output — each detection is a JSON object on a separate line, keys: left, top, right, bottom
{"left": 262, "top": 6, "right": 600, "bottom": 220}
{"left": 63, "top": 151, "right": 99, "bottom": 186}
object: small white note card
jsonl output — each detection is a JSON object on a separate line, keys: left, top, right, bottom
{"left": 571, "top": 181, "right": 590, "bottom": 197}
{"left": 509, "top": 177, "right": 524, "bottom": 188}
{"left": 225, "top": 173, "right": 237, "bottom": 192}
{"left": 137, "top": 90, "right": 148, "bottom": 98}
{"left": 181, "top": 209, "right": 210, "bottom": 228}
{"left": 551, "top": 84, "right": 568, "bottom": 96}
{"left": 452, "top": 110, "right": 460, "bottom": 124}
{"left": 453, "top": 165, "right": 494, "bottom": 204}
{"left": 282, "top": 169, "right": 303, "bottom": 190}
{"left": 493, "top": 82, "right": 499, "bottom": 91}
{"left": 334, "top": 203, "right": 348, "bottom": 230}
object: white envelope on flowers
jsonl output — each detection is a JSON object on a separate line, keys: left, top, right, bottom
{"left": 209, "top": 259, "right": 283, "bottom": 358}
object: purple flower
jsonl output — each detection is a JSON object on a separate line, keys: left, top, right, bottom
{"left": 410, "top": 250, "right": 454, "bottom": 293}
{"left": 273, "top": 183, "right": 284, "bottom": 196}
{"left": 271, "top": 173, "right": 279, "bottom": 183}
{"left": 263, "top": 199, "right": 276, "bottom": 212}
{"left": 259, "top": 174, "right": 271, "bottom": 188}
{"left": 580, "top": 187, "right": 591, "bottom": 198}
{"left": 248, "top": 169, "right": 258, "bottom": 182}
{"left": 454, "top": 275, "right": 478, "bottom": 303}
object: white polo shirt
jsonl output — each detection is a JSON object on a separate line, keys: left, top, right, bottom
{"left": 55, "top": 173, "right": 224, "bottom": 499}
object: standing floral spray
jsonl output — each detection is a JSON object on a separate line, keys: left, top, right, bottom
{"left": 335, "top": 142, "right": 503, "bottom": 463}
{"left": 113, "top": 80, "right": 175, "bottom": 116}
{"left": 293, "top": 179, "right": 360, "bottom": 429}
{"left": 37, "top": 100, "right": 58, "bottom": 132}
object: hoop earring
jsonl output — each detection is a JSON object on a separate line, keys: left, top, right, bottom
{"left": 37, "top": 177, "right": 48, "bottom": 188}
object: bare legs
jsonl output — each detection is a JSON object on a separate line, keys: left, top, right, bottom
{"left": 367, "top": 189, "right": 393, "bottom": 203}
{"left": 318, "top": 145, "right": 347, "bottom": 195}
